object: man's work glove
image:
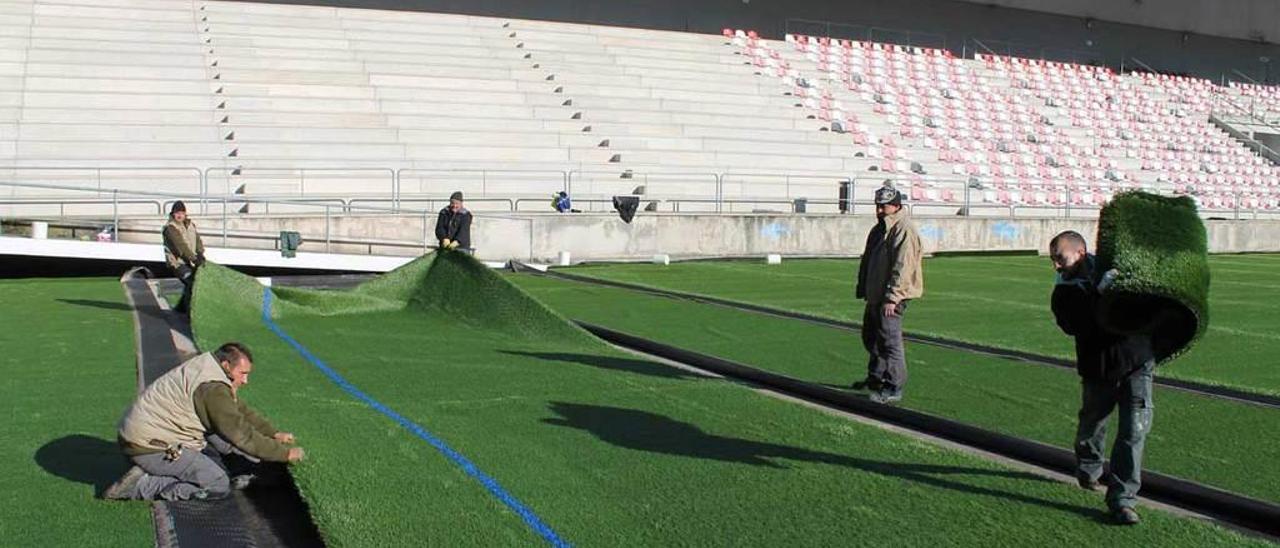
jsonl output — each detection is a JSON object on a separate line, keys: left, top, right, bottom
{"left": 440, "top": 238, "right": 452, "bottom": 249}
{"left": 447, "top": 240, "right": 460, "bottom": 250}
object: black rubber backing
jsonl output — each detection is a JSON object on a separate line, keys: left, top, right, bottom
{"left": 577, "top": 321, "right": 1280, "bottom": 538}
{"left": 122, "top": 270, "right": 324, "bottom": 548}
{"left": 517, "top": 264, "right": 1280, "bottom": 410}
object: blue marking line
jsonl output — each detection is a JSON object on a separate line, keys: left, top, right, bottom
{"left": 260, "top": 288, "right": 569, "bottom": 547}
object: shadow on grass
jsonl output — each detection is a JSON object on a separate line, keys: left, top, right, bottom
{"left": 35, "top": 435, "right": 130, "bottom": 497}
{"left": 56, "top": 299, "right": 132, "bottom": 312}
{"left": 500, "top": 350, "right": 705, "bottom": 380}
{"left": 543, "top": 402, "right": 1103, "bottom": 521}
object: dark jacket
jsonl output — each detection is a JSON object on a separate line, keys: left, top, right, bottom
{"left": 435, "top": 206, "right": 472, "bottom": 249}
{"left": 1051, "top": 255, "right": 1154, "bottom": 380}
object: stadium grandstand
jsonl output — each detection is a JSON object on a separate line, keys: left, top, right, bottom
{"left": 4, "top": 0, "right": 1280, "bottom": 546}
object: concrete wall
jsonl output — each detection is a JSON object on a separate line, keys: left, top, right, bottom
{"left": 952, "top": 0, "right": 1280, "bottom": 45}
{"left": 131, "top": 212, "right": 1280, "bottom": 262}
{"left": 239, "top": 0, "right": 1280, "bottom": 81}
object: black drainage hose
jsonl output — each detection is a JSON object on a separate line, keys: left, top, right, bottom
{"left": 526, "top": 265, "right": 1280, "bottom": 410}
{"left": 578, "top": 321, "right": 1280, "bottom": 538}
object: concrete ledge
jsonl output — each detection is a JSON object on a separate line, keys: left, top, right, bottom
{"left": 0, "top": 235, "right": 413, "bottom": 272}
{"left": 143, "top": 213, "right": 1280, "bottom": 263}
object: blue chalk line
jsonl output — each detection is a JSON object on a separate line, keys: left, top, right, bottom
{"left": 261, "top": 287, "right": 569, "bottom": 547}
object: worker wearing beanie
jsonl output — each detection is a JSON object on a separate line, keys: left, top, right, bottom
{"left": 435, "top": 191, "right": 472, "bottom": 252}
{"left": 162, "top": 201, "right": 205, "bottom": 314}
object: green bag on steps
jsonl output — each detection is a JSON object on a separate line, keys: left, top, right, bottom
{"left": 1094, "top": 191, "right": 1210, "bottom": 365}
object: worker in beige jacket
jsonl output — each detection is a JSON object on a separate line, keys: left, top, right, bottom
{"left": 162, "top": 201, "right": 205, "bottom": 314}
{"left": 853, "top": 183, "right": 924, "bottom": 404}
{"left": 105, "top": 343, "right": 305, "bottom": 501}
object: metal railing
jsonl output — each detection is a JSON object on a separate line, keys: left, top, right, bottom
{"left": 0, "top": 180, "right": 438, "bottom": 253}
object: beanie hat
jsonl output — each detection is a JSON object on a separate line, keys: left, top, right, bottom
{"left": 449, "top": 191, "right": 464, "bottom": 201}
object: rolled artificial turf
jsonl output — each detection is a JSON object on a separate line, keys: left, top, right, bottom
{"left": 1094, "top": 191, "right": 1210, "bottom": 363}
{"left": 185, "top": 253, "right": 1263, "bottom": 546}
{"left": 508, "top": 273, "right": 1280, "bottom": 506}
{"left": 555, "top": 255, "right": 1280, "bottom": 397}
{"left": 0, "top": 278, "right": 152, "bottom": 546}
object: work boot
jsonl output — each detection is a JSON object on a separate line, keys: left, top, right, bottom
{"left": 1076, "top": 473, "right": 1102, "bottom": 492}
{"left": 851, "top": 377, "right": 882, "bottom": 392}
{"left": 869, "top": 387, "right": 903, "bottom": 404}
{"left": 102, "top": 466, "right": 146, "bottom": 500}
{"left": 1111, "top": 507, "right": 1140, "bottom": 526}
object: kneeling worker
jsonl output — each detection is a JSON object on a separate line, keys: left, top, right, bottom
{"left": 105, "top": 343, "right": 305, "bottom": 501}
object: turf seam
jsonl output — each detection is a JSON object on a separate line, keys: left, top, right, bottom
{"left": 521, "top": 265, "right": 1280, "bottom": 410}
{"left": 259, "top": 287, "right": 571, "bottom": 548}
{"left": 575, "top": 321, "right": 1280, "bottom": 539}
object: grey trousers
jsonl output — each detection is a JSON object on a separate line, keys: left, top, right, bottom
{"left": 861, "top": 301, "right": 909, "bottom": 390}
{"left": 131, "top": 435, "right": 256, "bottom": 501}
{"left": 1075, "top": 360, "right": 1155, "bottom": 511}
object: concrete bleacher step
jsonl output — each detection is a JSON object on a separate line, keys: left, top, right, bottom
{"left": 19, "top": 108, "right": 218, "bottom": 124}
{"left": 223, "top": 96, "right": 383, "bottom": 113}
{"left": 376, "top": 87, "right": 537, "bottom": 105}
{"left": 25, "top": 77, "right": 211, "bottom": 95}
{"left": 16, "top": 141, "right": 230, "bottom": 159}
{"left": 27, "top": 37, "right": 204, "bottom": 55}
{"left": 383, "top": 101, "right": 548, "bottom": 119}
{"left": 18, "top": 124, "right": 222, "bottom": 143}
{"left": 23, "top": 49, "right": 202, "bottom": 66}
{"left": 21, "top": 92, "right": 211, "bottom": 110}
{"left": 24, "top": 63, "right": 205, "bottom": 80}
{"left": 229, "top": 126, "right": 400, "bottom": 144}
{"left": 236, "top": 143, "right": 406, "bottom": 161}
{"left": 364, "top": 62, "right": 518, "bottom": 81}
{"left": 387, "top": 115, "right": 565, "bottom": 133}
{"left": 570, "top": 106, "right": 807, "bottom": 128}
{"left": 613, "top": 148, "right": 846, "bottom": 171}
{"left": 368, "top": 73, "right": 540, "bottom": 93}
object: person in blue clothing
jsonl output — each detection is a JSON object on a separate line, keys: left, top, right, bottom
{"left": 553, "top": 191, "right": 572, "bottom": 213}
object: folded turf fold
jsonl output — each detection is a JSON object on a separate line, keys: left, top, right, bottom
{"left": 1094, "top": 191, "right": 1210, "bottom": 364}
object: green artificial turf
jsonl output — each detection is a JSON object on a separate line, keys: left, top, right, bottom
{"left": 0, "top": 278, "right": 152, "bottom": 546}
{"left": 1095, "top": 191, "right": 1210, "bottom": 363}
{"left": 557, "top": 254, "right": 1280, "bottom": 396}
{"left": 509, "top": 273, "right": 1280, "bottom": 506}
{"left": 185, "top": 254, "right": 1262, "bottom": 545}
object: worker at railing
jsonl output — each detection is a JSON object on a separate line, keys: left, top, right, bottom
{"left": 436, "top": 191, "right": 473, "bottom": 253}
{"left": 162, "top": 201, "right": 205, "bottom": 314}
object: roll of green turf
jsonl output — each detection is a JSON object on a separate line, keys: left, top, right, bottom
{"left": 1094, "top": 191, "right": 1210, "bottom": 364}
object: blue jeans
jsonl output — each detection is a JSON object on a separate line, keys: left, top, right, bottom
{"left": 1075, "top": 360, "right": 1155, "bottom": 510}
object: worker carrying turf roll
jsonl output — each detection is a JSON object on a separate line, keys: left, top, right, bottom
{"left": 1048, "top": 191, "right": 1210, "bottom": 526}
{"left": 105, "top": 343, "right": 305, "bottom": 501}
{"left": 435, "top": 190, "right": 473, "bottom": 253}
{"left": 162, "top": 200, "right": 204, "bottom": 314}
{"left": 853, "top": 182, "right": 924, "bottom": 404}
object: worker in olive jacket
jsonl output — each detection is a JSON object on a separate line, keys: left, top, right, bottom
{"left": 105, "top": 343, "right": 305, "bottom": 501}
